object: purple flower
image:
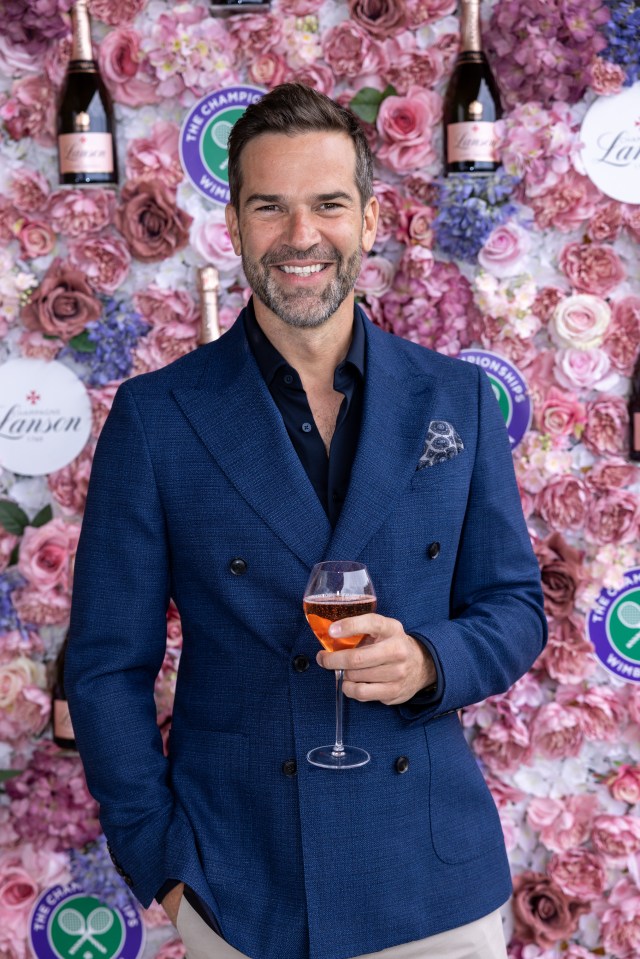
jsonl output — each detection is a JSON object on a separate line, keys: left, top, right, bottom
{"left": 69, "top": 835, "right": 136, "bottom": 912}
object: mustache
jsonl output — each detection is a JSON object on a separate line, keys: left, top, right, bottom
{"left": 261, "top": 246, "right": 341, "bottom": 266}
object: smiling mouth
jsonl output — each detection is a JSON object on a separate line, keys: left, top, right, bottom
{"left": 277, "top": 263, "right": 329, "bottom": 275}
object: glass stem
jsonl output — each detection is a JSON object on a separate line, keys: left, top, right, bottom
{"left": 333, "top": 669, "right": 345, "bottom": 757}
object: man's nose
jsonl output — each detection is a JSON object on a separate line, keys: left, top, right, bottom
{"left": 284, "top": 209, "right": 320, "bottom": 249}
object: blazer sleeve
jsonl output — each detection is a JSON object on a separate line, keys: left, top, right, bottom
{"left": 400, "top": 363, "right": 547, "bottom": 721}
{"left": 65, "top": 380, "right": 177, "bottom": 906}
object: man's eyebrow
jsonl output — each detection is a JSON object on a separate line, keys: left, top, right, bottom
{"left": 244, "top": 191, "right": 356, "bottom": 206}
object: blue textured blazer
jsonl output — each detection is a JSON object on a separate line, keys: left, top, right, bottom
{"left": 66, "top": 308, "right": 547, "bottom": 959}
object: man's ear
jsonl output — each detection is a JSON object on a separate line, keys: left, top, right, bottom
{"left": 361, "top": 195, "right": 379, "bottom": 254}
{"left": 225, "top": 203, "right": 242, "bottom": 256}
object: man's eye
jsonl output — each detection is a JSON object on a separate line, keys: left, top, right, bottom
{"left": 256, "top": 204, "right": 279, "bottom": 212}
{"left": 320, "top": 203, "right": 342, "bottom": 211}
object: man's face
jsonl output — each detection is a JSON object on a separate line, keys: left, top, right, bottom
{"left": 225, "top": 131, "right": 378, "bottom": 329}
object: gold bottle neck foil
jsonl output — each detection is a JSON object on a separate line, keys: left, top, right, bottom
{"left": 198, "top": 266, "right": 220, "bottom": 344}
{"left": 460, "top": 0, "right": 482, "bottom": 53}
{"left": 70, "top": 1, "right": 94, "bottom": 64}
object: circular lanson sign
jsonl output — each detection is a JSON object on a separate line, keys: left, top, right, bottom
{"left": 458, "top": 349, "right": 532, "bottom": 449}
{"left": 587, "top": 568, "right": 640, "bottom": 684}
{"left": 179, "top": 84, "right": 264, "bottom": 206}
{"left": 0, "top": 358, "right": 91, "bottom": 476}
{"left": 579, "top": 81, "right": 640, "bottom": 203}
{"left": 29, "top": 882, "right": 144, "bottom": 959}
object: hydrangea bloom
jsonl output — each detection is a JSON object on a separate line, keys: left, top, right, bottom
{"left": 61, "top": 298, "right": 149, "bottom": 387}
{"left": 69, "top": 835, "right": 135, "bottom": 912}
{"left": 433, "top": 171, "right": 520, "bottom": 262}
{"left": 601, "top": 0, "right": 640, "bottom": 86}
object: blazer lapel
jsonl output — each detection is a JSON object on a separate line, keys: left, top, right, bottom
{"left": 172, "top": 319, "right": 332, "bottom": 570}
{"left": 327, "top": 320, "right": 438, "bottom": 561}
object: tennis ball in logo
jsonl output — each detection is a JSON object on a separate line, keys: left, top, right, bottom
{"left": 50, "top": 897, "right": 123, "bottom": 959}
{"left": 608, "top": 589, "right": 640, "bottom": 664}
{"left": 201, "top": 107, "right": 245, "bottom": 185}
{"left": 488, "top": 377, "right": 512, "bottom": 427}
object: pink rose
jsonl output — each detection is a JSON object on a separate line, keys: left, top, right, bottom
{"left": 512, "top": 871, "right": 588, "bottom": 949}
{"left": 133, "top": 285, "right": 198, "bottom": 331}
{"left": 560, "top": 684, "right": 627, "bottom": 741}
{"left": 349, "top": 0, "right": 409, "bottom": 38}
{"left": 550, "top": 293, "right": 611, "bottom": 350}
{"left": 12, "top": 587, "right": 72, "bottom": 626}
{"left": 9, "top": 167, "right": 50, "bottom": 213}
{"left": 472, "top": 701, "right": 530, "bottom": 774}
{"left": 383, "top": 35, "right": 444, "bottom": 94}
{"left": 560, "top": 241, "right": 625, "bottom": 297}
{"left": 535, "top": 386, "right": 585, "bottom": 444}
{"left": 88, "top": 0, "right": 147, "bottom": 25}
{"left": 583, "top": 395, "right": 628, "bottom": 456}
{"left": 604, "top": 296, "right": 640, "bottom": 374}
{"left": 406, "top": 0, "right": 457, "bottom": 27}
{"left": 534, "top": 532, "right": 584, "bottom": 620}
{"left": 531, "top": 702, "right": 584, "bottom": 760}
{"left": 590, "top": 57, "right": 626, "bottom": 95}
{"left": 536, "top": 476, "right": 590, "bottom": 532}
{"left": 190, "top": 216, "right": 242, "bottom": 273}
{"left": 322, "top": 22, "right": 388, "bottom": 80}
{"left": 21, "top": 258, "right": 102, "bottom": 340}
{"left": 373, "top": 179, "right": 404, "bottom": 247}
{"left": 548, "top": 849, "right": 607, "bottom": 900}
{"left": 89, "top": 382, "right": 119, "bottom": 438}
{"left": 226, "top": 13, "right": 283, "bottom": 55}
{"left": 606, "top": 765, "right": 640, "bottom": 804}
{"left": 553, "top": 347, "right": 613, "bottom": 391}
{"left": 289, "top": 62, "right": 335, "bottom": 97}
{"left": 248, "top": 52, "right": 289, "bottom": 90}
{"left": 115, "top": 179, "right": 192, "bottom": 263}
{"left": 532, "top": 286, "right": 565, "bottom": 324}
{"left": 477, "top": 221, "right": 531, "bottom": 278}
{"left": 44, "top": 34, "right": 71, "bottom": 87}
{"left": 98, "top": 27, "right": 160, "bottom": 107}
{"left": 585, "top": 489, "right": 639, "bottom": 544}
{"left": 67, "top": 233, "right": 131, "bottom": 295}
{"left": 47, "top": 188, "right": 114, "bottom": 237}
{"left": 587, "top": 456, "right": 638, "bottom": 491}
{"left": 47, "top": 445, "right": 95, "bottom": 516}
{"left": 377, "top": 86, "right": 441, "bottom": 173}
{"left": 132, "top": 323, "right": 198, "bottom": 374}
{"left": 527, "top": 795, "right": 598, "bottom": 852}
{"left": 592, "top": 815, "right": 640, "bottom": 862}
{"left": 356, "top": 255, "right": 395, "bottom": 298}
{"left": 624, "top": 204, "right": 640, "bottom": 242}
{"left": 0, "top": 529, "right": 18, "bottom": 574}
{"left": 528, "top": 169, "right": 602, "bottom": 233}
{"left": 601, "top": 877, "right": 640, "bottom": 959}
{"left": 17, "top": 330, "right": 62, "bottom": 360}
{"left": 587, "top": 200, "right": 624, "bottom": 242}
{"left": 537, "top": 615, "right": 595, "bottom": 685}
{"left": 405, "top": 203, "right": 435, "bottom": 246}
{"left": 0, "top": 74, "right": 56, "bottom": 145}
{"left": 18, "top": 220, "right": 55, "bottom": 259}
{"left": 125, "top": 121, "right": 183, "bottom": 189}
{"left": 17, "top": 519, "right": 79, "bottom": 595}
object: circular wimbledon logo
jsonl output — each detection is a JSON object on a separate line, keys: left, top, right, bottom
{"left": 179, "top": 85, "right": 264, "bottom": 205}
{"left": 458, "top": 349, "right": 532, "bottom": 449}
{"left": 29, "top": 883, "right": 144, "bottom": 959}
{"left": 588, "top": 570, "right": 640, "bottom": 683}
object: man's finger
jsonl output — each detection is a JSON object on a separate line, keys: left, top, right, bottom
{"left": 327, "top": 613, "right": 396, "bottom": 643}
{"left": 317, "top": 638, "right": 396, "bottom": 672}
{"left": 342, "top": 680, "right": 403, "bottom": 705}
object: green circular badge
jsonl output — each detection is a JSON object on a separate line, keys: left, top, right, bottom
{"left": 201, "top": 106, "right": 246, "bottom": 186}
{"left": 607, "top": 588, "right": 640, "bottom": 664}
{"left": 51, "top": 897, "right": 124, "bottom": 959}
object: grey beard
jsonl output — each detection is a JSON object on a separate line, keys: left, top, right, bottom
{"left": 241, "top": 245, "right": 362, "bottom": 329}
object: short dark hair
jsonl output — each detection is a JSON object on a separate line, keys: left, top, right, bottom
{"left": 227, "top": 83, "right": 373, "bottom": 211}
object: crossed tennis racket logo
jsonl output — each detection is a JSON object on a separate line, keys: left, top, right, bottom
{"left": 211, "top": 120, "right": 233, "bottom": 171}
{"left": 618, "top": 599, "right": 640, "bottom": 649}
{"left": 56, "top": 905, "right": 113, "bottom": 955}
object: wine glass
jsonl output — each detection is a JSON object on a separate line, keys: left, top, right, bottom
{"left": 303, "top": 561, "right": 376, "bottom": 769}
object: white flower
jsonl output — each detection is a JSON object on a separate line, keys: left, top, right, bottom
{"left": 551, "top": 293, "right": 612, "bottom": 349}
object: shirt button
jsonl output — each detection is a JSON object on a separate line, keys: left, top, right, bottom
{"left": 282, "top": 759, "right": 297, "bottom": 777}
{"left": 395, "top": 756, "right": 410, "bottom": 774}
{"left": 229, "top": 557, "right": 248, "bottom": 575}
{"left": 427, "top": 542, "right": 440, "bottom": 559}
{"left": 293, "top": 655, "right": 309, "bottom": 672}
{"left": 302, "top": 422, "right": 312, "bottom": 433}
{"left": 284, "top": 374, "right": 293, "bottom": 385}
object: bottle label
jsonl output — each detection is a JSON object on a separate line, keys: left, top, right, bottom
{"left": 635, "top": 412, "right": 640, "bottom": 452}
{"left": 447, "top": 122, "right": 498, "bottom": 163}
{"left": 53, "top": 699, "right": 75, "bottom": 740}
{"left": 58, "top": 132, "right": 114, "bottom": 174}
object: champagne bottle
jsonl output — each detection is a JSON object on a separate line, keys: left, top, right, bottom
{"left": 197, "top": 266, "right": 221, "bottom": 344}
{"left": 630, "top": 350, "right": 640, "bottom": 462}
{"left": 443, "top": 0, "right": 502, "bottom": 175}
{"left": 57, "top": 0, "right": 118, "bottom": 187}
{"left": 52, "top": 633, "right": 77, "bottom": 750}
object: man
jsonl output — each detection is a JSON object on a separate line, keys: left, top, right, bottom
{"left": 66, "top": 84, "right": 547, "bottom": 959}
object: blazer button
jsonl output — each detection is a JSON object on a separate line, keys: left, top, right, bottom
{"left": 293, "top": 655, "right": 309, "bottom": 672}
{"left": 427, "top": 542, "right": 440, "bottom": 559}
{"left": 282, "top": 759, "right": 297, "bottom": 777}
{"left": 229, "top": 557, "right": 248, "bottom": 576}
{"left": 395, "top": 756, "right": 410, "bottom": 774}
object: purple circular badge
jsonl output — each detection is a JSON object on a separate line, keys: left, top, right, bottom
{"left": 179, "top": 85, "right": 265, "bottom": 205}
{"left": 458, "top": 349, "right": 532, "bottom": 449}
{"left": 587, "top": 568, "right": 640, "bottom": 684}
{"left": 29, "top": 882, "right": 144, "bottom": 959}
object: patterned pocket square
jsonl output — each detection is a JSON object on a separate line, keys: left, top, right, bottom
{"left": 417, "top": 420, "right": 464, "bottom": 469}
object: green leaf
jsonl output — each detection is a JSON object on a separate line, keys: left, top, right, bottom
{"left": 0, "top": 769, "right": 23, "bottom": 783}
{"left": 349, "top": 84, "right": 397, "bottom": 124}
{"left": 68, "top": 330, "right": 97, "bottom": 353}
{"left": 0, "top": 500, "right": 29, "bottom": 536}
{"left": 42, "top": 333, "right": 61, "bottom": 341}
{"left": 8, "top": 543, "right": 19, "bottom": 567}
{"left": 31, "top": 505, "right": 53, "bottom": 529}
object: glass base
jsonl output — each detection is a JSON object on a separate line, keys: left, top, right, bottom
{"left": 307, "top": 745, "right": 370, "bottom": 769}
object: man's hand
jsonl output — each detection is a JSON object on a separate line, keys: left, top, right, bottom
{"left": 161, "top": 882, "right": 185, "bottom": 926}
{"left": 316, "top": 614, "right": 436, "bottom": 706}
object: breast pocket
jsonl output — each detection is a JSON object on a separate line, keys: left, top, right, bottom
{"left": 424, "top": 714, "right": 503, "bottom": 864}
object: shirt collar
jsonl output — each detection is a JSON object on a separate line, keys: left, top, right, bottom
{"left": 243, "top": 297, "right": 366, "bottom": 387}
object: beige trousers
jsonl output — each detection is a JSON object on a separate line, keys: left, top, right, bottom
{"left": 176, "top": 896, "right": 508, "bottom": 959}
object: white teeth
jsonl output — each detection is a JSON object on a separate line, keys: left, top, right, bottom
{"left": 280, "top": 264, "right": 325, "bottom": 275}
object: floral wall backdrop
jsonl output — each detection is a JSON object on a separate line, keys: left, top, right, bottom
{"left": 0, "top": 1, "right": 639, "bottom": 957}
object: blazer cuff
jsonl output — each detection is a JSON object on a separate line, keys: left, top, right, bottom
{"left": 398, "top": 632, "right": 444, "bottom": 717}
{"left": 156, "top": 878, "right": 181, "bottom": 903}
